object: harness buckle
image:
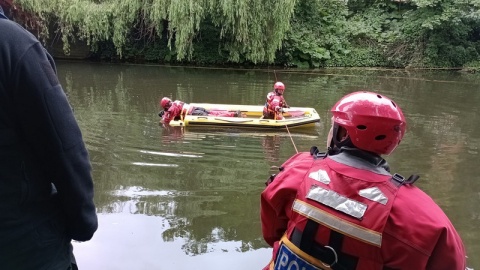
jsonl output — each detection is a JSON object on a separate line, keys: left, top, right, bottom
{"left": 391, "top": 173, "right": 420, "bottom": 186}
{"left": 265, "top": 174, "right": 276, "bottom": 186}
{"left": 310, "top": 146, "right": 327, "bottom": 159}
{"left": 392, "top": 173, "right": 405, "bottom": 185}
{"left": 322, "top": 246, "right": 338, "bottom": 268}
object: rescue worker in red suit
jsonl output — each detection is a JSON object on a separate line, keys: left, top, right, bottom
{"left": 263, "top": 82, "right": 289, "bottom": 120}
{"left": 159, "top": 97, "right": 240, "bottom": 125}
{"left": 261, "top": 91, "right": 467, "bottom": 270}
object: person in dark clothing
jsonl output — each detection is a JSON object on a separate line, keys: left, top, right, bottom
{"left": 0, "top": 5, "right": 98, "bottom": 270}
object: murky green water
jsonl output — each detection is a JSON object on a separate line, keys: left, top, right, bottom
{"left": 59, "top": 62, "right": 480, "bottom": 269}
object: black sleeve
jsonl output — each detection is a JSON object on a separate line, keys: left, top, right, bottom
{"left": 12, "top": 42, "right": 98, "bottom": 241}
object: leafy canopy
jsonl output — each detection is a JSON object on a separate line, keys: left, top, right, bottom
{"left": 15, "top": 0, "right": 297, "bottom": 63}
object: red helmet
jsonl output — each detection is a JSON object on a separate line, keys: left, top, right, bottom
{"left": 160, "top": 97, "right": 172, "bottom": 109}
{"left": 274, "top": 82, "right": 285, "bottom": 94}
{"left": 331, "top": 91, "right": 406, "bottom": 155}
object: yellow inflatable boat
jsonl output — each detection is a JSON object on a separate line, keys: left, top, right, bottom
{"left": 168, "top": 103, "right": 320, "bottom": 129}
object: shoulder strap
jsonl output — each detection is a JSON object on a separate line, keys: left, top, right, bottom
{"left": 310, "top": 146, "right": 327, "bottom": 159}
{"left": 390, "top": 173, "right": 420, "bottom": 187}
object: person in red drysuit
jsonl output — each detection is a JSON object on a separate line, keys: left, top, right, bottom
{"left": 159, "top": 97, "right": 240, "bottom": 125}
{"left": 260, "top": 91, "right": 467, "bottom": 270}
{"left": 263, "top": 82, "right": 289, "bottom": 120}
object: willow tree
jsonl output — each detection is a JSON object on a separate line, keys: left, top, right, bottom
{"left": 12, "top": 0, "right": 297, "bottom": 63}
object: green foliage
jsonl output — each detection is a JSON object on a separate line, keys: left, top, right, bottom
{"left": 345, "top": 0, "right": 480, "bottom": 68}
{"left": 187, "top": 19, "right": 230, "bottom": 65}
{"left": 326, "top": 46, "right": 387, "bottom": 67}
{"left": 14, "top": 0, "right": 297, "bottom": 63}
{"left": 11, "top": 0, "right": 480, "bottom": 68}
{"left": 419, "top": 21, "right": 479, "bottom": 67}
{"left": 282, "top": 0, "right": 350, "bottom": 68}
{"left": 463, "top": 60, "right": 480, "bottom": 73}
{"left": 347, "top": 2, "right": 405, "bottom": 44}
{"left": 207, "top": 0, "right": 297, "bottom": 63}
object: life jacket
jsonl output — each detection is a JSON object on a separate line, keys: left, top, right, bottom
{"left": 171, "top": 100, "right": 185, "bottom": 117}
{"left": 163, "top": 100, "right": 187, "bottom": 123}
{"left": 264, "top": 95, "right": 285, "bottom": 120}
{"left": 264, "top": 92, "right": 276, "bottom": 106}
{"left": 175, "top": 101, "right": 190, "bottom": 120}
{"left": 269, "top": 149, "right": 407, "bottom": 270}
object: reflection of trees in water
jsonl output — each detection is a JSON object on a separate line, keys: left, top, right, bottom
{"left": 87, "top": 126, "right": 271, "bottom": 256}
{"left": 96, "top": 188, "right": 267, "bottom": 255}
{"left": 261, "top": 135, "right": 284, "bottom": 176}
{"left": 262, "top": 135, "right": 281, "bottom": 164}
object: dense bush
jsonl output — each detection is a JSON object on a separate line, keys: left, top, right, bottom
{"left": 6, "top": 0, "right": 480, "bottom": 68}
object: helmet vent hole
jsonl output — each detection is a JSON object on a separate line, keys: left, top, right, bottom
{"left": 377, "top": 95, "right": 382, "bottom": 99}
{"left": 375, "top": 135, "right": 386, "bottom": 140}
{"left": 357, "top": 125, "right": 367, "bottom": 130}
{"left": 391, "top": 101, "right": 397, "bottom": 108}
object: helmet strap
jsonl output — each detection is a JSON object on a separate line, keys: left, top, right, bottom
{"left": 332, "top": 123, "right": 355, "bottom": 149}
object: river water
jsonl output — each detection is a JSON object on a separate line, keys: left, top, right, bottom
{"left": 57, "top": 62, "right": 480, "bottom": 269}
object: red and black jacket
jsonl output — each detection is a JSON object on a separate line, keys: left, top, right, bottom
{"left": 261, "top": 148, "right": 466, "bottom": 269}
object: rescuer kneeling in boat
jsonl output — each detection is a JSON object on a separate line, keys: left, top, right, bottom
{"left": 260, "top": 91, "right": 468, "bottom": 269}
{"left": 263, "top": 81, "right": 289, "bottom": 120}
{"left": 159, "top": 97, "right": 241, "bottom": 125}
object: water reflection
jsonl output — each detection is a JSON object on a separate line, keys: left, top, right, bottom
{"left": 56, "top": 62, "right": 480, "bottom": 269}
{"left": 261, "top": 134, "right": 280, "bottom": 160}
{"left": 73, "top": 213, "right": 272, "bottom": 270}
{"left": 160, "top": 126, "right": 186, "bottom": 144}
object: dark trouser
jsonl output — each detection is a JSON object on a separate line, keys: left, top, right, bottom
{"left": 0, "top": 219, "right": 76, "bottom": 270}
{"left": 263, "top": 111, "right": 275, "bottom": 119}
{"left": 190, "top": 107, "right": 209, "bottom": 116}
